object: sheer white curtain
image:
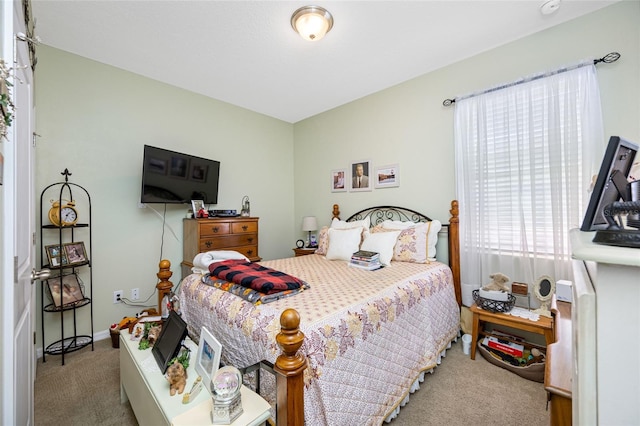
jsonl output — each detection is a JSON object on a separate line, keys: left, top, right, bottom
{"left": 454, "top": 63, "right": 604, "bottom": 306}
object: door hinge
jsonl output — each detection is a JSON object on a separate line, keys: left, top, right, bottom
{"left": 33, "top": 331, "right": 36, "bottom": 345}
{"left": 33, "top": 232, "right": 36, "bottom": 246}
{"left": 14, "top": 256, "right": 18, "bottom": 283}
{"left": 32, "top": 132, "right": 41, "bottom": 147}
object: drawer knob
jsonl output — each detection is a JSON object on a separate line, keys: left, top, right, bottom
{"left": 205, "top": 241, "right": 212, "bottom": 248}
{"left": 247, "top": 250, "right": 253, "bottom": 256}
{"left": 212, "top": 227, "right": 219, "bottom": 233}
{"left": 242, "top": 225, "right": 248, "bottom": 231}
{"left": 247, "top": 237, "right": 253, "bottom": 243}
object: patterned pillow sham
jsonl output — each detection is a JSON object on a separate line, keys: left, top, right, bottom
{"left": 374, "top": 220, "right": 442, "bottom": 262}
{"left": 315, "top": 226, "right": 330, "bottom": 255}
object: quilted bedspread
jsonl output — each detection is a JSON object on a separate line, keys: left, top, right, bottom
{"left": 179, "top": 254, "right": 460, "bottom": 425}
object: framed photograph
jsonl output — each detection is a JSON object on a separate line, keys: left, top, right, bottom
{"left": 191, "top": 200, "right": 205, "bottom": 217}
{"left": 169, "top": 156, "right": 189, "bottom": 179}
{"left": 190, "top": 163, "right": 208, "bottom": 182}
{"left": 350, "top": 160, "right": 372, "bottom": 192}
{"left": 46, "top": 273, "right": 84, "bottom": 307}
{"left": 375, "top": 164, "right": 400, "bottom": 188}
{"left": 195, "top": 326, "right": 222, "bottom": 389}
{"left": 147, "top": 157, "right": 167, "bottom": 175}
{"left": 64, "top": 242, "right": 87, "bottom": 265}
{"left": 45, "top": 244, "right": 68, "bottom": 267}
{"left": 331, "top": 169, "right": 347, "bottom": 193}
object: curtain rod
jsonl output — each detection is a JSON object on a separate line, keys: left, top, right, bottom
{"left": 442, "top": 52, "right": 621, "bottom": 107}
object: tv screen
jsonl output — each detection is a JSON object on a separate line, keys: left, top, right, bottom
{"left": 152, "top": 311, "right": 189, "bottom": 374}
{"left": 141, "top": 145, "right": 220, "bottom": 204}
{"left": 581, "top": 136, "right": 638, "bottom": 231}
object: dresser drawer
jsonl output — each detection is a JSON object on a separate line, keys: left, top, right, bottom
{"left": 198, "top": 234, "right": 258, "bottom": 251}
{"left": 199, "top": 222, "right": 231, "bottom": 236}
{"left": 231, "top": 221, "right": 258, "bottom": 234}
{"left": 234, "top": 245, "right": 259, "bottom": 260}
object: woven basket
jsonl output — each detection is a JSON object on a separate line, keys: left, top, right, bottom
{"left": 472, "top": 289, "right": 516, "bottom": 313}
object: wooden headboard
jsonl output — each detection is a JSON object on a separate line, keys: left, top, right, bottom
{"left": 332, "top": 200, "right": 461, "bottom": 306}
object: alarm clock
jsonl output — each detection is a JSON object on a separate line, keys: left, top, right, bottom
{"left": 48, "top": 200, "right": 79, "bottom": 227}
{"left": 296, "top": 239, "right": 304, "bottom": 249}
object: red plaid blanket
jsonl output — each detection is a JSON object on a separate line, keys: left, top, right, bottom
{"left": 209, "top": 259, "right": 307, "bottom": 294}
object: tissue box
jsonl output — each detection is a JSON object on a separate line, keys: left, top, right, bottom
{"left": 556, "top": 280, "right": 572, "bottom": 303}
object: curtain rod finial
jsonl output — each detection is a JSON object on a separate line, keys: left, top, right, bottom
{"left": 443, "top": 98, "right": 455, "bottom": 107}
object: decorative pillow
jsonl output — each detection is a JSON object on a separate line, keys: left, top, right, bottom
{"left": 325, "top": 227, "right": 362, "bottom": 261}
{"left": 330, "top": 217, "right": 370, "bottom": 243}
{"left": 360, "top": 230, "right": 401, "bottom": 266}
{"left": 314, "top": 226, "right": 329, "bottom": 255}
{"left": 380, "top": 220, "right": 442, "bottom": 262}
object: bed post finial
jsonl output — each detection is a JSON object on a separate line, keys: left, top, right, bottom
{"left": 275, "top": 308, "right": 306, "bottom": 426}
{"left": 156, "top": 259, "right": 173, "bottom": 315}
{"left": 332, "top": 204, "right": 340, "bottom": 220}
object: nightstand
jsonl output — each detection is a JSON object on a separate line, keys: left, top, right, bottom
{"left": 293, "top": 247, "right": 316, "bottom": 257}
{"left": 469, "top": 302, "right": 554, "bottom": 360}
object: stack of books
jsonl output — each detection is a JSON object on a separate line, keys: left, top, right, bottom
{"left": 348, "top": 250, "right": 382, "bottom": 271}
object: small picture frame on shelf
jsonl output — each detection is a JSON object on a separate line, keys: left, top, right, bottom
{"left": 191, "top": 200, "right": 206, "bottom": 218}
{"left": 64, "top": 242, "right": 87, "bottom": 265}
{"left": 195, "top": 326, "right": 222, "bottom": 389}
{"left": 45, "top": 244, "right": 68, "bottom": 267}
{"left": 46, "top": 273, "right": 84, "bottom": 308}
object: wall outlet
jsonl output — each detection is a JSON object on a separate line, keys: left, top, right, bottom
{"left": 131, "top": 288, "right": 139, "bottom": 301}
{"left": 113, "top": 290, "right": 123, "bottom": 304}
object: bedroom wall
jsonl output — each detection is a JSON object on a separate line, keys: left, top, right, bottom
{"left": 34, "top": 46, "right": 295, "bottom": 346}
{"left": 293, "top": 1, "right": 639, "bottom": 238}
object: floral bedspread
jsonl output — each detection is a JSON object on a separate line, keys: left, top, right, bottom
{"left": 179, "top": 254, "right": 460, "bottom": 425}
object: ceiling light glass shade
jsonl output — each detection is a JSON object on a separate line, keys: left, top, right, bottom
{"left": 291, "top": 6, "right": 333, "bottom": 41}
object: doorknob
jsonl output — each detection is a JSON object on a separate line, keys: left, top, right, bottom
{"left": 31, "top": 268, "right": 51, "bottom": 282}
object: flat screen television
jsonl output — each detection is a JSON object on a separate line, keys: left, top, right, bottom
{"left": 152, "top": 310, "right": 189, "bottom": 374}
{"left": 141, "top": 145, "right": 220, "bottom": 204}
{"left": 581, "top": 136, "right": 638, "bottom": 231}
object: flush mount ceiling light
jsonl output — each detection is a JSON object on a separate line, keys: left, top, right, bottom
{"left": 291, "top": 5, "right": 333, "bottom": 41}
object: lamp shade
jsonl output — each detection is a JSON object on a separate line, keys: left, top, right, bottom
{"left": 301, "top": 216, "right": 318, "bottom": 232}
{"left": 291, "top": 6, "right": 333, "bottom": 41}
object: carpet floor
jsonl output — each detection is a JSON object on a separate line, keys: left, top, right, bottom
{"left": 34, "top": 337, "right": 549, "bottom": 425}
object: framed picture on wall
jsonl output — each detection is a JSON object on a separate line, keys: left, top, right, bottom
{"left": 375, "top": 164, "right": 400, "bottom": 188}
{"left": 350, "top": 160, "right": 372, "bottom": 192}
{"left": 331, "top": 169, "right": 347, "bottom": 192}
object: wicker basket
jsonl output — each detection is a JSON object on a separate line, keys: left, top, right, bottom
{"left": 472, "top": 289, "right": 516, "bottom": 313}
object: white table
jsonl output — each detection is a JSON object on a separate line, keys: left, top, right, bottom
{"left": 120, "top": 329, "right": 270, "bottom": 426}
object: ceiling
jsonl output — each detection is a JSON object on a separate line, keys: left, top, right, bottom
{"left": 31, "top": 1, "right": 618, "bottom": 123}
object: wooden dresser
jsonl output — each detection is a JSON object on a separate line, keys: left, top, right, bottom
{"left": 182, "top": 217, "right": 260, "bottom": 277}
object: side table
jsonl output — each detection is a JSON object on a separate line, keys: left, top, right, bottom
{"left": 469, "top": 303, "right": 554, "bottom": 360}
{"left": 293, "top": 248, "right": 316, "bottom": 257}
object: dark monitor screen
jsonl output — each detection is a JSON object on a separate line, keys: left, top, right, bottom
{"left": 581, "top": 136, "right": 638, "bottom": 231}
{"left": 152, "top": 311, "right": 189, "bottom": 374}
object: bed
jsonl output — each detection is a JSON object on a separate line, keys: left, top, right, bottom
{"left": 178, "top": 201, "right": 461, "bottom": 425}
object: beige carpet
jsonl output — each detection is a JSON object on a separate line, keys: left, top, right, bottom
{"left": 34, "top": 337, "right": 549, "bottom": 425}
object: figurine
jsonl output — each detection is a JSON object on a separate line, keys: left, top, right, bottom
{"left": 166, "top": 362, "right": 187, "bottom": 396}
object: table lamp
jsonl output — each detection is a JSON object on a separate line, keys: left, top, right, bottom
{"left": 302, "top": 216, "right": 318, "bottom": 248}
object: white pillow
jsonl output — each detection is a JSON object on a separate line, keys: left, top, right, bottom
{"left": 360, "top": 230, "right": 401, "bottom": 266}
{"left": 326, "top": 227, "right": 362, "bottom": 261}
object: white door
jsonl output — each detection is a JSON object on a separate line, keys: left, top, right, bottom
{"left": 2, "top": 1, "right": 38, "bottom": 425}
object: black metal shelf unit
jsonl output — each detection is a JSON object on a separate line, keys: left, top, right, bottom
{"left": 39, "top": 169, "right": 94, "bottom": 365}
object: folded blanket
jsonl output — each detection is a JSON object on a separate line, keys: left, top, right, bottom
{"left": 201, "top": 275, "right": 308, "bottom": 305}
{"left": 192, "top": 250, "right": 250, "bottom": 274}
{"left": 209, "top": 259, "right": 307, "bottom": 294}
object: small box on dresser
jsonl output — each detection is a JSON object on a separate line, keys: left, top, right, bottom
{"left": 182, "top": 217, "right": 260, "bottom": 277}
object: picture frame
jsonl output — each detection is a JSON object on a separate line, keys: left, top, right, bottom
{"left": 45, "top": 244, "right": 68, "bottom": 267}
{"left": 169, "top": 156, "right": 189, "bottom": 179}
{"left": 64, "top": 242, "right": 88, "bottom": 265}
{"left": 375, "top": 163, "right": 400, "bottom": 188}
{"left": 350, "top": 160, "right": 372, "bottom": 192}
{"left": 46, "top": 273, "right": 84, "bottom": 307}
{"left": 195, "top": 326, "right": 222, "bottom": 389}
{"left": 191, "top": 200, "right": 205, "bottom": 217}
{"left": 331, "top": 168, "right": 347, "bottom": 193}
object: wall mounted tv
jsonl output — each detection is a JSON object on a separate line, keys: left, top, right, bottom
{"left": 141, "top": 145, "right": 220, "bottom": 204}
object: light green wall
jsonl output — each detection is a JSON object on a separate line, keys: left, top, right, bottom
{"left": 35, "top": 46, "right": 294, "bottom": 344}
{"left": 35, "top": 1, "right": 639, "bottom": 349}
{"left": 293, "top": 1, "right": 640, "bottom": 230}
